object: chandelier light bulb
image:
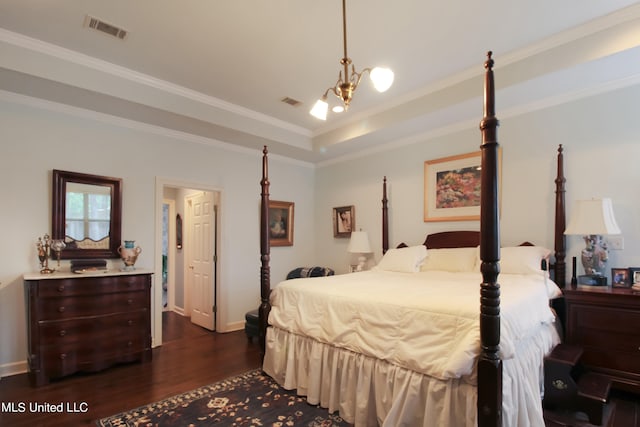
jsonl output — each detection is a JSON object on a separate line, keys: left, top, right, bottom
{"left": 370, "top": 67, "right": 394, "bottom": 92}
{"left": 310, "top": 98, "right": 329, "bottom": 120}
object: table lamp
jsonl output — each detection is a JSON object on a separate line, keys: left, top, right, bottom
{"left": 564, "top": 198, "right": 621, "bottom": 285}
{"left": 348, "top": 230, "right": 372, "bottom": 272}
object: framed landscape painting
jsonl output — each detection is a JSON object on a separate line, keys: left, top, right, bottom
{"left": 424, "top": 150, "right": 501, "bottom": 222}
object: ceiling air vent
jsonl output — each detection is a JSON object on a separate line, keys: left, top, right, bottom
{"left": 83, "top": 15, "right": 128, "bottom": 40}
{"left": 281, "top": 97, "right": 302, "bottom": 107}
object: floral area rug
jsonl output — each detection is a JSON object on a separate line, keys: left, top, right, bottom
{"left": 96, "top": 369, "right": 352, "bottom": 426}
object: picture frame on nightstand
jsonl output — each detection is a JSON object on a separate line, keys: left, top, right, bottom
{"left": 612, "top": 267, "right": 631, "bottom": 288}
{"left": 628, "top": 267, "right": 640, "bottom": 285}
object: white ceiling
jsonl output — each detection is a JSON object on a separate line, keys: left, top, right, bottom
{"left": 1, "top": 0, "right": 639, "bottom": 163}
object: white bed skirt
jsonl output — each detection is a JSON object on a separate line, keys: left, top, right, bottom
{"left": 263, "top": 324, "right": 560, "bottom": 427}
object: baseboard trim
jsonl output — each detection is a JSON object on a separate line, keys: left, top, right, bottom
{"left": 0, "top": 360, "right": 28, "bottom": 378}
{"left": 220, "top": 320, "right": 244, "bottom": 333}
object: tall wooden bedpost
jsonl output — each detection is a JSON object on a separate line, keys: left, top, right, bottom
{"left": 259, "top": 146, "right": 271, "bottom": 362}
{"left": 554, "top": 144, "right": 567, "bottom": 287}
{"left": 382, "top": 176, "right": 389, "bottom": 254}
{"left": 478, "top": 51, "right": 502, "bottom": 427}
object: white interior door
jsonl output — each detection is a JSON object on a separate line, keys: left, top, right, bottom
{"left": 187, "top": 191, "right": 215, "bottom": 330}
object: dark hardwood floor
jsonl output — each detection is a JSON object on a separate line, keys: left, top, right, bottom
{"left": 1, "top": 311, "right": 637, "bottom": 426}
{"left": 0, "top": 311, "right": 261, "bottom": 427}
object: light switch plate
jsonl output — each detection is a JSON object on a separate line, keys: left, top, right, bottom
{"left": 608, "top": 236, "right": 624, "bottom": 250}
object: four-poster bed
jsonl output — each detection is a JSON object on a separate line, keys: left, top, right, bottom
{"left": 258, "top": 53, "right": 567, "bottom": 426}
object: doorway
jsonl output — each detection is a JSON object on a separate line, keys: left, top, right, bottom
{"left": 154, "top": 178, "right": 222, "bottom": 346}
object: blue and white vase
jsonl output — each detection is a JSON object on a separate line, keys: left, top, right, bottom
{"left": 118, "top": 240, "right": 142, "bottom": 271}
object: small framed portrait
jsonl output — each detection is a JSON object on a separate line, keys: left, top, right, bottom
{"left": 628, "top": 267, "right": 640, "bottom": 285}
{"left": 333, "top": 205, "right": 355, "bottom": 238}
{"left": 611, "top": 267, "right": 630, "bottom": 288}
{"left": 268, "top": 200, "right": 294, "bottom": 246}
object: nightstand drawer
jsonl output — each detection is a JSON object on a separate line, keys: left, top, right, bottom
{"left": 569, "top": 304, "right": 640, "bottom": 354}
{"left": 564, "top": 287, "right": 640, "bottom": 393}
{"left": 579, "top": 347, "right": 640, "bottom": 376}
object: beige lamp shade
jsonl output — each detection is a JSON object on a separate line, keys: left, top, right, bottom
{"left": 564, "top": 198, "right": 621, "bottom": 236}
{"left": 348, "top": 231, "right": 372, "bottom": 254}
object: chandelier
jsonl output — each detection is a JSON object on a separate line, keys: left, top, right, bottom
{"left": 309, "top": 0, "right": 394, "bottom": 120}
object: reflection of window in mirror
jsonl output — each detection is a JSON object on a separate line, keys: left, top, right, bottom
{"left": 52, "top": 169, "right": 122, "bottom": 259}
{"left": 65, "top": 183, "right": 111, "bottom": 250}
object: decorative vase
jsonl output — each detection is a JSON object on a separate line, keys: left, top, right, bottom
{"left": 118, "top": 240, "right": 142, "bottom": 271}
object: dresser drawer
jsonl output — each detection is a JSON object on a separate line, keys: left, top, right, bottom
{"left": 36, "top": 275, "right": 148, "bottom": 297}
{"left": 36, "top": 291, "right": 148, "bottom": 319}
{"left": 40, "top": 335, "right": 149, "bottom": 380}
{"left": 38, "top": 310, "right": 148, "bottom": 345}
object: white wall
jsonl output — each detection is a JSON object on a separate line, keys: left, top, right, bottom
{"left": 2, "top": 79, "right": 640, "bottom": 378}
{"left": 0, "top": 97, "right": 315, "bottom": 376}
{"left": 315, "top": 82, "right": 640, "bottom": 277}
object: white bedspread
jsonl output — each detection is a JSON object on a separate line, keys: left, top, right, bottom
{"left": 268, "top": 270, "right": 556, "bottom": 381}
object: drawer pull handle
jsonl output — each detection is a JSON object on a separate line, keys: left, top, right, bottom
{"left": 128, "top": 320, "right": 134, "bottom": 326}
{"left": 59, "top": 330, "right": 66, "bottom": 337}
{"left": 57, "top": 285, "right": 65, "bottom": 292}
{"left": 59, "top": 353, "right": 66, "bottom": 360}
{"left": 58, "top": 306, "right": 65, "bottom": 313}
{"left": 127, "top": 299, "right": 133, "bottom": 305}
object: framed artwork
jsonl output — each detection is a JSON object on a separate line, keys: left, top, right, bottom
{"left": 268, "top": 200, "right": 294, "bottom": 246}
{"left": 333, "top": 205, "right": 355, "bottom": 238}
{"left": 176, "top": 214, "right": 183, "bottom": 250}
{"left": 612, "top": 267, "right": 630, "bottom": 288}
{"left": 628, "top": 267, "right": 640, "bottom": 285}
{"left": 424, "top": 150, "right": 502, "bottom": 222}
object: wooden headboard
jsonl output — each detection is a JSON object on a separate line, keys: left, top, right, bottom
{"left": 424, "top": 231, "right": 480, "bottom": 249}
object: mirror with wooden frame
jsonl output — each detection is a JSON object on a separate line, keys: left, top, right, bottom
{"left": 52, "top": 169, "right": 122, "bottom": 259}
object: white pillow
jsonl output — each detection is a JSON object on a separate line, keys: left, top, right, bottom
{"left": 420, "top": 247, "right": 478, "bottom": 272}
{"left": 475, "top": 245, "right": 562, "bottom": 299}
{"left": 375, "top": 245, "right": 427, "bottom": 273}
{"left": 545, "top": 280, "right": 563, "bottom": 299}
{"left": 499, "top": 246, "right": 551, "bottom": 276}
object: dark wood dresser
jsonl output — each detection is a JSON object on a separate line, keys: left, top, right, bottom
{"left": 563, "top": 285, "right": 640, "bottom": 394}
{"left": 24, "top": 270, "right": 153, "bottom": 386}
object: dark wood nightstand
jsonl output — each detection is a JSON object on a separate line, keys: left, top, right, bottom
{"left": 563, "top": 286, "right": 640, "bottom": 394}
